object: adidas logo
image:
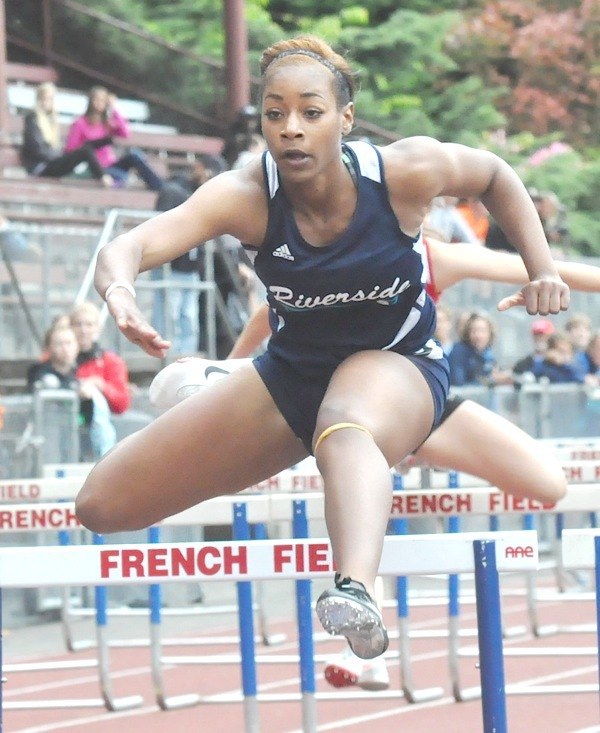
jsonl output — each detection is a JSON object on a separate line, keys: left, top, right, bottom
{"left": 273, "top": 243, "right": 295, "bottom": 261}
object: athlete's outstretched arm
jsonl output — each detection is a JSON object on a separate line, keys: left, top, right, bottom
{"left": 429, "top": 238, "right": 600, "bottom": 304}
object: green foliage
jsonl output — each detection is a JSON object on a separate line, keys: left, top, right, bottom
{"left": 7, "top": 0, "right": 599, "bottom": 254}
{"left": 521, "top": 151, "right": 600, "bottom": 255}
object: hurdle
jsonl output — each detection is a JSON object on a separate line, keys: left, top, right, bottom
{"left": 0, "top": 529, "right": 538, "bottom": 733}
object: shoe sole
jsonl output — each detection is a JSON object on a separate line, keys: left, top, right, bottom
{"left": 316, "top": 596, "right": 389, "bottom": 660}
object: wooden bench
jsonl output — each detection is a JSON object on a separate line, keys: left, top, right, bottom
{"left": 0, "top": 176, "right": 158, "bottom": 213}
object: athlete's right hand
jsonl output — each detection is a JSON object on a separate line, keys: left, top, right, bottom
{"left": 106, "top": 290, "right": 171, "bottom": 358}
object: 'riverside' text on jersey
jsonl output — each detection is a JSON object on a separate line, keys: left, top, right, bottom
{"left": 244, "top": 141, "right": 442, "bottom": 374}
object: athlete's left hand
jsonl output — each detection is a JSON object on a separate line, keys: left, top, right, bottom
{"left": 497, "top": 276, "right": 570, "bottom": 315}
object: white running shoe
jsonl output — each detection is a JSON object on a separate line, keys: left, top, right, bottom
{"left": 324, "top": 648, "right": 390, "bottom": 691}
{"left": 149, "top": 357, "right": 251, "bottom": 411}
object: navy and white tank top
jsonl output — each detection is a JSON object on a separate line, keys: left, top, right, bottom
{"left": 243, "top": 140, "right": 443, "bottom": 375}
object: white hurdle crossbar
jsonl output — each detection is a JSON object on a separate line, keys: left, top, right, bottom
{"left": 0, "top": 531, "right": 537, "bottom": 733}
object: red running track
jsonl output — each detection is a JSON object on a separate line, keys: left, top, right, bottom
{"left": 3, "top": 570, "right": 599, "bottom": 733}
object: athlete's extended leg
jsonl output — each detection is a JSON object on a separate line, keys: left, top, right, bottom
{"left": 76, "top": 364, "right": 308, "bottom": 533}
{"left": 312, "top": 350, "right": 436, "bottom": 658}
{"left": 414, "top": 399, "right": 567, "bottom": 503}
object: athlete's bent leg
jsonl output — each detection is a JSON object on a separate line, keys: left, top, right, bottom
{"left": 312, "top": 351, "right": 435, "bottom": 658}
{"left": 414, "top": 399, "right": 567, "bottom": 503}
{"left": 76, "top": 364, "right": 307, "bottom": 533}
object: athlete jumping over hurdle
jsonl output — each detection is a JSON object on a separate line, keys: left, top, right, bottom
{"left": 76, "top": 35, "right": 569, "bottom": 662}
{"left": 151, "top": 236, "right": 599, "bottom": 689}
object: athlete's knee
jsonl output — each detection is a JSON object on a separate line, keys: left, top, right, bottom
{"left": 313, "top": 404, "right": 376, "bottom": 455}
{"left": 75, "top": 455, "right": 145, "bottom": 534}
{"left": 75, "top": 482, "right": 115, "bottom": 534}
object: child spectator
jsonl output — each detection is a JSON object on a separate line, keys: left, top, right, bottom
{"left": 530, "top": 332, "right": 583, "bottom": 384}
{"left": 65, "top": 86, "right": 163, "bottom": 191}
{"left": 513, "top": 318, "right": 555, "bottom": 377}
{"left": 448, "top": 311, "right": 512, "bottom": 387}
{"left": 21, "top": 82, "right": 114, "bottom": 186}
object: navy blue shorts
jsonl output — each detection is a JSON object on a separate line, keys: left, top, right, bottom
{"left": 253, "top": 350, "right": 449, "bottom": 454}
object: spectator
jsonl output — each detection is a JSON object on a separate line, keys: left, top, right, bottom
{"left": 513, "top": 318, "right": 555, "bottom": 377}
{"left": 69, "top": 301, "right": 130, "bottom": 457}
{"left": 530, "top": 332, "right": 583, "bottom": 384}
{"left": 65, "top": 86, "right": 163, "bottom": 191}
{"left": 223, "top": 104, "right": 261, "bottom": 167}
{"left": 27, "top": 323, "right": 81, "bottom": 392}
{"left": 456, "top": 198, "right": 490, "bottom": 242}
{"left": 434, "top": 303, "right": 456, "bottom": 357}
{"left": 565, "top": 313, "right": 593, "bottom": 380}
{"left": 0, "top": 214, "right": 42, "bottom": 261}
{"left": 424, "top": 197, "right": 481, "bottom": 244}
{"left": 21, "top": 82, "right": 115, "bottom": 186}
{"left": 448, "top": 311, "right": 512, "bottom": 387}
{"left": 27, "top": 321, "right": 117, "bottom": 459}
{"left": 232, "top": 133, "right": 267, "bottom": 170}
{"left": 485, "top": 219, "right": 517, "bottom": 252}
{"left": 582, "top": 333, "right": 600, "bottom": 386}
{"left": 151, "top": 170, "right": 209, "bottom": 355}
{"left": 530, "top": 189, "right": 569, "bottom": 253}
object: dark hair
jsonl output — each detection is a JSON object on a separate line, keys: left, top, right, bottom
{"left": 85, "top": 86, "right": 110, "bottom": 123}
{"left": 260, "top": 35, "right": 357, "bottom": 108}
{"left": 459, "top": 311, "right": 496, "bottom": 347}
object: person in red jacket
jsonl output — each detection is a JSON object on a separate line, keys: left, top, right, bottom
{"left": 69, "top": 301, "right": 131, "bottom": 416}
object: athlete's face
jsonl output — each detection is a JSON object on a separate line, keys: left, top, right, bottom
{"left": 261, "top": 60, "right": 353, "bottom": 178}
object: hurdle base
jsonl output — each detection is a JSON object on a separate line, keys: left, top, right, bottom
{"left": 403, "top": 685, "right": 445, "bottom": 704}
{"left": 157, "top": 692, "right": 202, "bottom": 710}
{"left": 4, "top": 698, "right": 121, "bottom": 710}
{"left": 104, "top": 694, "right": 144, "bottom": 712}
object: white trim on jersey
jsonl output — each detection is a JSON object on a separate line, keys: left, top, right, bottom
{"left": 265, "top": 152, "right": 279, "bottom": 199}
{"left": 345, "top": 140, "right": 382, "bottom": 183}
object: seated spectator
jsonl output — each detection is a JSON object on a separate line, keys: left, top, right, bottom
{"left": 565, "top": 313, "right": 593, "bottom": 381}
{"left": 69, "top": 301, "right": 130, "bottom": 458}
{"left": 448, "top": 311, "right": 512, "bottom": 387}
{"left": 65, "top": 86, "right": 163, "bottom": 191}
{"left": 513, "top": 318, "right": 555, "bottom": 377}
{"left": 529, "top": 332, "right": 583, "bottom": 384}
{"left": 0, "top": 214, "right": 42, "bottom": 261}
{"left": 27, "top": 321, "right": 117, "bottom": 458}
{"left": 21, "top": 82, "right": 113, "bottom": 186}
